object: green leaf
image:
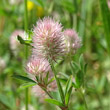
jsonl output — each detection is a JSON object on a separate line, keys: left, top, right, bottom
{"left": 12, "top": 75, "right": 37, "bottom": 83}
{"left": 99, "top": 0, "right": 110, "bottom": 54}
{"left": 65, "top": 75, "right": 73, "bottom": 96}
{"left": 0, "top": 94, "right": 12, "bottom": 109}
{"left": 56, "top": 77, "right": 65, "bottom": 103}
{"left": 44, "top": 72, "right": 49, "bottom": 84}
{"left": 17, "top": 35, "right": 32, "bottom": 46}
{"left": 45, "top": 99, "right": 64, "bottom": 107}
{"left": 48, "top": 77, "right": 55, "bottom": 85}
{"left": 59, "top": 78, "right": 77, "bottom": 88}
{"left": 65, "top": 86, "right": 72, "bottom": 106}
{"left": 84, "top": 63, "right": 88, "bottom": 74}
{"left": 79, "top": 54, "right": 84, "bottom": 70}
{"left": 61, "top": 0, "right": 75, "bottom": 13}
{"left": 49, "top": 61, "right": 65, "bottom": 103}
{"left": 75, "top": 70, "right": 84, "bottom": 88}
{"left": 19, "top": 83, "right": 36, "bottom": 89}
{"left": 71, "top": 61, "right": 80, "bottom": 74}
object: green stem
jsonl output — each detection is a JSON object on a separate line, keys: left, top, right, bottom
{"left": 96, "top": 91, "right": 104, "bottom": 110}
{"left": 49, "top": 61, "right": 65, "bottom": 103}
{"left": 42, "top": 87, "right": 53, "bottom": 99}
{"left": 24, "top": 0, "right": 28, "bottom": 110}
{"left": 78, "top": 89, "right": 88, "bottom": 110}
{"left": 25, "top": 88, "right": 28, "bottom": 110}
{"left": 24, "top": 0, "right": 28, "bottom": 32}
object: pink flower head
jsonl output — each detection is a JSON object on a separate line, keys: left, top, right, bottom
{"left": 26, "top": 57, "right": 50, "bottom": 77}
{"left": 32, "top": 17, "right": 65, "bottom": 61}
{"left": 108, "top": 0, "right": 110, "bottom": 9}
{"left": 64, "top": 29, "right": 81, "bottom": 54}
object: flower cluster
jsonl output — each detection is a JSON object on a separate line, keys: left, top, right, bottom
{"left": 26, "top": 57, "right": 50, "bottom": 77}
{"left": 32, "top": 17, "right": 65, "bottom": 61}
{"left": 25, "top": 17, "right": 81, "bottom": 100}
{"left": 64, "top": 29, "right": 81, "bottom": 55}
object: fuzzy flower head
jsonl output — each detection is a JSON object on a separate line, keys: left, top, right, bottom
{"left": 26, "top": 57, "right": 50, "bottom": 78}
{"left": 64, "top": 29, "right": 81, "bottom": 55}
{"left": 32, "top": 17, "right": 65, "bottom": 61}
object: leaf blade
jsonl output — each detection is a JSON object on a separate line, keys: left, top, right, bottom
{"left": 12, "top": 74, "right": 37, "bottom": 84}
{"left": 45, "top": 99, "right": 64, "bottom": 107}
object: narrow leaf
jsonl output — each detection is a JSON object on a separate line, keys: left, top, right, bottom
{"left": 48, "top": 77, "right": 55, "bottom": 85}
{"left": 99, "top": 0, "right": 110, "bottom": 54}
{"left": 79, "top": 54, "right": 84, "bottom": 70}
{"left": 19, "top": 83, "right": 36, "bottom": 89}
{"left": 12, "top": 75, "right": 37, "bottom": 83}
{"left": 65, "top": 87, "right": 72, "bottom": 106}
{"left": 45, "top": 99, "right": 64, "bottom": 107}
{"left": 75, "top": 70, "right": 84, "bottom": 88}
{"left": 65, "top": 75, "right": 73, "bottom": 96}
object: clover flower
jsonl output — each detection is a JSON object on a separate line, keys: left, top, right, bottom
{"left": 64, "top": 29, "right": 81, "bottom": 55}
{"left": 32, "top": 17, "right": 65, "bottom": 61}
{"left": 26, "top": 56, "right": 50, "bottom": 77}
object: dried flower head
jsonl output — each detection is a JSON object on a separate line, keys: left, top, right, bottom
{"left": 26, "top": 57, "right": 50, "bottom": 77}
{"left": 64, "top": 29, "right": 81, "bottom": 55}
{"left": 32, "top": 17, "right": 65, "bottom": 61}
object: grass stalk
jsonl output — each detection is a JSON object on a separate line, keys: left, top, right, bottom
{"left": 24, "top": 0, "right": 28, "bottom": 110}
{"left": 49, "top": 60, "right": 65, "bottom": 103}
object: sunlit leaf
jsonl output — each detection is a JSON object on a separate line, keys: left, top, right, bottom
{"left": 45, "top": 99, "right": 64, "bottom": 107}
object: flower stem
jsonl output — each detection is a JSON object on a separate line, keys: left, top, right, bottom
{"left": 24, "top": 0, "right": 28, "bottom": 110}
{"left": 44, "top": 89, "right": 53, "bottom": 99}
{"left": 78, "top": 88, "right": 88, "bottom": 110}
{"left": 24, "top": 0, "right": 28, "bottom": 32}
{"left": 49, "top": 60, "right": 65, "bottom": 103}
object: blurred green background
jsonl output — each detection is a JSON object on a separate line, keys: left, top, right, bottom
{"left": 0, "top": 0, "right": 110, "bottom": 110}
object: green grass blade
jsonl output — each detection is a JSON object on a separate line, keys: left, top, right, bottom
{"left": 99, "top": 0, "right": 110, "bottom": 55}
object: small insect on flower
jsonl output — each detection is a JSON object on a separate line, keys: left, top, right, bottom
{"left": 10, "top": 30, "right": 24, "bottom": 55}
{"left": 32, "top": 17, "right": 65, "bottom": 61}
{"left": 26, "top": 57, "right": 50, "bottom": 78}
{"left": 64, "top": 29, "right": 81, "bottom": 55}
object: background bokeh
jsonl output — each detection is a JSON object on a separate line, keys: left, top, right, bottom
{"left": 0, "top": 0, "right": 110, "bottom": 110}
